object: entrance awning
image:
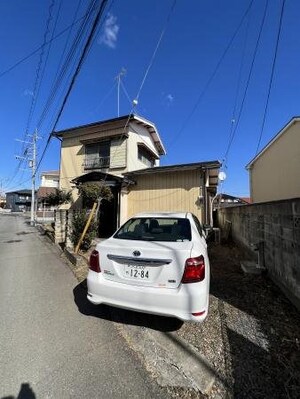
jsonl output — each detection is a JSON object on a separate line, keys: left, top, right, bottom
{"left": 71, "top": 171, "right": 123, "bottom": 187}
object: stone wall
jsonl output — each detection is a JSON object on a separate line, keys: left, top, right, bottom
{"left": 54, "top": 209, "right": 79, "bottom": 249}
{"left": 54, "top": 209, "right": 72, "bottom": 248}
{"left": 54, "top": 210, "right": 67, "bottom": 244}
{"left": 217, "top": 198, "right": 300, "bottom": 310}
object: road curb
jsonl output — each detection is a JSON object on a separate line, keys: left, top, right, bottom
{"left": 118, "top": 323, "right": 215, "bottom": 395}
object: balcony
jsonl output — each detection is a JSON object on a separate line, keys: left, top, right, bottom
{"left": 83, "top": 156, "right": 110, "bottom": 170}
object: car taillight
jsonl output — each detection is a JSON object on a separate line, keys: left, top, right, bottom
{"left": 89, "top": 250, "right": 101, "bottom": 273}
{"left": 182, "top": 255, "right": 205, "bottom": 283}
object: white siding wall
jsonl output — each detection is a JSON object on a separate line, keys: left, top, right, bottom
{"left": 41, "top": 175, "right": 59, "bottom": 188}
{"left": 127, "top": 122, "right": 160, "bottom": 171}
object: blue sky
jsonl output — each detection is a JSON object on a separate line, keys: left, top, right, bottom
{"left": 0, "top": 0, "right": 299, "bottom": 197}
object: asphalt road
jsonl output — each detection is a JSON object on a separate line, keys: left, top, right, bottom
{"left": 0, "top": 214, "right": 170, "bottom": 399}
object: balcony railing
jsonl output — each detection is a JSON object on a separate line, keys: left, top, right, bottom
{"left": 83, "top": 156, "right": 110, "bottom": 170}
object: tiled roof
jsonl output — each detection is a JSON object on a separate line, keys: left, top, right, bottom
{"left": 37, "top": 187, "right": 57, "bottom": 199}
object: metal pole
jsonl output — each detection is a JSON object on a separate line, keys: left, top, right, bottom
{"left": 117, "top": 73, "right": 120, "bottom": 117}
{"left": 30, "top": 130, "right": 37, "bottom": 226}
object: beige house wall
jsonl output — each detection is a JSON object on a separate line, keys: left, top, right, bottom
{"left": 59, "top": 136, "right": 83, "bottom": 204}
{"left": 126, "top": 170, "right": 204, "bottom": 222}
{"left": 250, "top": 121, "right": 300, "bottom": 203}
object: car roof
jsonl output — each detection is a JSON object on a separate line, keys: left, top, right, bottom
{"left": 133, "top": 212, "right": 190, "bottom": 219}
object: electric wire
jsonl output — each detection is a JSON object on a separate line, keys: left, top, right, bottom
{"left": 225, "top": 10, "right": 252, "bottom": 169}
{"left": 10, "top": 0, "right": 98, "bottom": 189}
{"left": 4, "top": 176, "right": 32, "bottom": 193}
{"left": 35, "top": 0, "right": 111, "bottom": 177}
{"left": 23, "top": 0, "right": 55, "bottom": 152}
{"left": 168, "top": 0, "right": 255, "bottom": 149}
{"left": 6, "top": 2, "right": 57, "bottom": 189}
{"left": 223, "top": 0, "right": 269, "bottom": 163}
{"left": 255, "top": 0, "right": 286, "bottom": 155}
{"left": 33, "top": 0, "right": 63, "bottom": 119}
{"left": 0, "top": 10, "right": 90, "bottom": 79}
{"left": 51, "top": 0, "right": 83, "bottom": 93}
{"left": 36, "top": 0, "right": 98, "bottom": 131}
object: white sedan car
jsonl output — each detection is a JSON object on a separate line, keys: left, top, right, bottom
{"left": 87, "top": 212, "right": 210, "bottom": 322}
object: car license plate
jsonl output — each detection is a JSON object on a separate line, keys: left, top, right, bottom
{"left": 124, "top": 264, "right": 150, "bottom": 279}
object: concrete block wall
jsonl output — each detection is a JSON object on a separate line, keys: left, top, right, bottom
{"left": 54, "top": 210, "right": 68, "bottom": 244}
{"left": 217, "top": 198, "right": 300, "bottom": 310}
{"left": 66, "top": 210, "right": 73, "bottom": 249}
{"left": 54, "top": 209, "right": 74, "bottom": 249}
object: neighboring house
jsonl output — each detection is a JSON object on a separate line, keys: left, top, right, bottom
{"left": 55, "top": 114, "right": 221, "bottom": 237}
{"left": 37, "top": 171, "right": 59, "bottom": 211}
{"left": 5, "top": 189, "right": 32, "bottom": 212}
{"left": 214, "top": 193, "right": 251, "bottom": 208}
{"left": 40, "top": 170, "right": 59, "bottom": 188}
{"left": 246, "top": 117, "right": 300, "bottom": 203}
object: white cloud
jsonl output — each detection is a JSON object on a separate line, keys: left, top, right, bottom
{"left": 23, "top": 89, "right": 34, "bottom": 97}
{"left": 166, "top": 94, "right": 174, "bottom": 103}
{"left": 99, "top": 13, "right": 119, "bottom": 49}
{"left": 161, "top": 92, "right": 174, "bottom": 107}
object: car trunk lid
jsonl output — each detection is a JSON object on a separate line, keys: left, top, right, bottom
{"left": 97, "top": 238, "right": 195, "bottom": 289}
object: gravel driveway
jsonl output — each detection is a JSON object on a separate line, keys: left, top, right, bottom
{"left": 176, "top": 244, "right": 300, "bottom": 399}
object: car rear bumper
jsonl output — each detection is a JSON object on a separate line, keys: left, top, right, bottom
{"left": 87, "top": 270, "right": 209, "bottom": 322}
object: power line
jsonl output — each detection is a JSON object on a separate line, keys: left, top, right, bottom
{"left": 0, "top": 10, "right": 89, "bottom": 79}
{"left": 222, "top": 0, "right": 269, "bottom": 164}
{"left": 255, "top": 0, "right": 286, "bottom": 155}
{"left": 23, "top": 0, "right": 56, "bottom": 150}
{"left": 168, "top": 0, "right": 255, "bottom": 149}
{"left": 51, "top": 0, "right": 83, "bottom": 93}
{"left": 35, "top": 0, "right": 111, "bottom": 176}
{"left": 35, "top": 0, "right": 98, "bottom": 131}
{"left": 225, "top": 10, "right": 252, "bottom": 165}
{"left": 33, "top": 0, "right": 63, "bottom": 119}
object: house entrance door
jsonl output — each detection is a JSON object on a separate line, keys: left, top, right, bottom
{"left": 98, "top": 187, "right": 119, "bottom": 238}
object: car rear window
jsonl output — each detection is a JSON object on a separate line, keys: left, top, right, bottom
{"left": 114, "top": 217, "right": 191, "bottom": 242}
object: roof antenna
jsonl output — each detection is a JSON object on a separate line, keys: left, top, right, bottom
{"left": 116, "top": 68, "right": 126, "bottom": 117}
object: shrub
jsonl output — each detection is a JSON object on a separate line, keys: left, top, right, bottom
{"left": 45, "top": 189, "right": 72, "bottom": 206}
{"left": 78, "top": 182, "right": 113, "bottom": 208}
{"left": 69, "top": 210, "right": 98, "bottom": 251}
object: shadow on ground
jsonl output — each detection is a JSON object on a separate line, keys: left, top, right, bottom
{"left": 73, "top": 280, "right": 183, "bottom": 332}
{"left": 209, "top": 243, "right": 300, "bottom": 398}
{"left": 1, "top": 382, "right": 36, "bottom": 399}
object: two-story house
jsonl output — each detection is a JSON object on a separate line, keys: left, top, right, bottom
{"left": 37, "top": 170, "right": 60, "bottom": 209}
{"left": 54, "top": 115, "right": 166, "bottom": 235}
{"left": 54, "top": 114, "right": 221, "bottom": 237}
{"left": 5, "top": 189, "right": 32, "bottom": 212}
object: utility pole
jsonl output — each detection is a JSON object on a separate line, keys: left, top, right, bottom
{"left": 29, "top": 130, "right": 38, "bottom": 226}
{"left": 16, "top": 131, "right": 40, "bottom": 225}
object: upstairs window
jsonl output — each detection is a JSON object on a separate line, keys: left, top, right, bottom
{"left": 138, "top": 144, "right": 155, "bottom": 167}
{"left": 84, "top": 141, "right": 110, "bottom": 169}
